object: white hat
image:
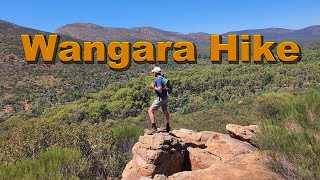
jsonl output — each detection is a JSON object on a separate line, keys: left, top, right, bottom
{"left": 151, "top": 67, "right": 161, "bottom": 73}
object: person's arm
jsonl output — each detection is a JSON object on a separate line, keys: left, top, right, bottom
{"left": 152, "top": 78, "right": 163, "bottom": 93}
{"left": 153, "top": 85, "right": 162, "bottom": 93}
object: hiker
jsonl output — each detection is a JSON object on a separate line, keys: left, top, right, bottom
{"left": 147, "top": 67, "right": 170, "bottom": 134}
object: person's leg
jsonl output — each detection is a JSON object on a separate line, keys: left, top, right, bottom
{"left": 163, "top": 110, "right": 170, "bottom": 132}
{"left": 163, "top": 110, "right": 170, "bottom": 124}
{"left": 161, "top": 98, "right": 169, "bottom": 123}
{"left": 161, "top": 99, "right": 170, "bottom": 132}
{"left": 148, "top": 108, "right": 156, "bottom": 124}
{"left": 148, "top": 98, "right": 161, "bottom": 129}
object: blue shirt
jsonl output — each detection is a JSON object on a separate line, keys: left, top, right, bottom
{"left": 155, "top": 76, "right": 167, "bottom": 98}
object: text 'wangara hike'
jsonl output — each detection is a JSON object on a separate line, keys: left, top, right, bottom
{"left": 20, "top": 34, "right": 301, "bottom": 70}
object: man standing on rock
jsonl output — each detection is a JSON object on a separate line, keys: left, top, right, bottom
{"left": 147, "top": 67, "right": 170, "bottom": 134}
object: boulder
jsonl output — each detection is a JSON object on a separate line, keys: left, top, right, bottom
{"left": 173, "top": 130, "right": 255, "bottom": 171}
{"left": 122, "top": 132, "right": 185, "bottom": 180}
{"left": 226, "top": 124, "right": 259, "bottom": 145}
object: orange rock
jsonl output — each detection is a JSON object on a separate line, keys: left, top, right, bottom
{"left": 169, "top": 151, "right": 283, "bottom": 180}
{"left": 226, "top": 124, "right": 259, "bottom": 145}
{"left": 122, "top": 132, "right": 184, "bottom": 180}
{"left": 122, "top": 127, "right": 282, "bottom": 180}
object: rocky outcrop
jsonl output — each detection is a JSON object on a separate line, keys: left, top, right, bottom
{"left": 122, "top": 125, "right": 282, "bottom": 180}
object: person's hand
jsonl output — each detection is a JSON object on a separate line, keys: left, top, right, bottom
{"left": 150, "top": 82, "right": 155, "bottom": 88}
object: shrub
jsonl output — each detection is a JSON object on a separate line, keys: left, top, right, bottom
{"left": 109, "top": 126, "right": 144, "bottom": 176}
{"left": 254, "top": 92, "right": 293, "bottom": 119}
{"left": 0, "top": 148, "right": 86, "bottom": 180}
{"left": 112, "top": 125, "right": 144, "bottom": 138}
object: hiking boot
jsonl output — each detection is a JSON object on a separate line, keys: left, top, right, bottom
{"left": 146, "top": 128, "right": 158, "bottom": 135}
{"left": 166, "top": 126, "right": 171, "bottom": 133}
{"left": 158, "top": 127, "right": 170, "bottom": 133}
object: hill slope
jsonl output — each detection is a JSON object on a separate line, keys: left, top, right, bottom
{"left": 0, "top": 20, "right": 85, "bottom": 56}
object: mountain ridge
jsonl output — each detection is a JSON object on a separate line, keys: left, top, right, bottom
{"left": 55, "top": 22, "right": 320, "bottom": 45}
{"left": 1, "top": 19, "right": 320, "bottom": 50}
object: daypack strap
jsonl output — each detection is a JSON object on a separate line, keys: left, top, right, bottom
{"left": 155, "top": 76, "right": 167, "bottom": 96}
{"left": 155, "top": 76, "right": 164, "bottom": 86}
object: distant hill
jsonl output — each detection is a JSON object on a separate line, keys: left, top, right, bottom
{"left": 0, "top": 20, "right": 46, "bottom": 56}
{"left": 55, "top": 23, "right": 210, "bottom": 48}
{"left": 2, "top": 19, "right": 319, "bottom": 53}
{"left": 56, "top": 22, "right": 320, "bottom": 46}
{"left": 1, "top": 19, "right": 320, "bottom": 54}
{"left": 0, "top": 20, "right": 83, "bottom": 57}
{"left": 223, "top": 26, "right": 320, "bottom": 42}
{"left": 223, "top": 28, "right": 295, "bottom": 40}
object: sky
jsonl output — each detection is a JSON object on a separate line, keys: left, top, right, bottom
{"left": 0, "top": 0, "right": 319, "bottom": 34}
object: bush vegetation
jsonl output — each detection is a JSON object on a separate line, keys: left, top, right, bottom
{"left": 0, "top": 119, "right": 143, "bottom": 178}
{"left": 0, "top": 148, "right": 86, "bottom": 180}
{"left": 256, "top": 90, "right": 320, "bottom": 179}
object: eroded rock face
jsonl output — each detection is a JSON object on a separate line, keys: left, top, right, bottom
{"left": 122, "top": 125, "right": 282, "bottom": 180}
{"left": 122, "top": 133, "right": 185, "bottom": 180}
{"left": 226, "top": 124, "right": 259, "bottom": 145}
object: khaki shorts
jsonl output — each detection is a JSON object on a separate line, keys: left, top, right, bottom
{"left": 150, "top": 97, "right": 168, "bottom": 111}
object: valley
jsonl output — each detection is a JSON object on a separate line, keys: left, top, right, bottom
{"left": 0, "top": 20, "right": 320, "bottom": 179}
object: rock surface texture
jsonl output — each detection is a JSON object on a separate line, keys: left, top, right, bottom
{"left": 122, "top": 125, "right": 282, "bottom": 180}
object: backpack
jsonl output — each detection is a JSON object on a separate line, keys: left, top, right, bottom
{"left": 162, "top": 76, "right": 173, "bottom": 94}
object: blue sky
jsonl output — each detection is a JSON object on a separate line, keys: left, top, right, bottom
{"left": 0, "top": 0, "right": 319, "bottom": 34}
